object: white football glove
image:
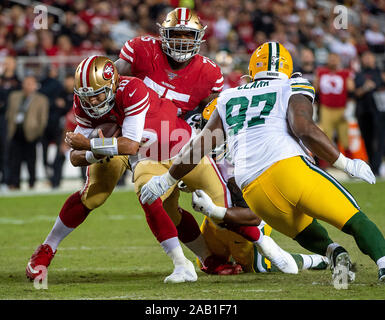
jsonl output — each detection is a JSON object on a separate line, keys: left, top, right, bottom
{"left": 140, "top": 172, "right": 177, "bottom": 205}
{"left": 333, "top": 153, "right": 376, "bottom": 184}
{"left": 192, "top": 190, "right": 227, "bottom": 220}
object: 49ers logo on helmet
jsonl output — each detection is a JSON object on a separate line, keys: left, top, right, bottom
{"left": 103, "top": 62, "right": 114, "bottom": 80}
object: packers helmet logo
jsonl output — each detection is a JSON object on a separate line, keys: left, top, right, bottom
{"left": 103, "top": 62, "right": 114, "bottom": 80}
{"left": 271, "top": 56, "right": 279, "bottom": 67}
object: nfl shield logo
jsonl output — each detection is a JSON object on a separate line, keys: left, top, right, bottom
{"left": 168, "top": 72, "right": 178, "bottom": 80}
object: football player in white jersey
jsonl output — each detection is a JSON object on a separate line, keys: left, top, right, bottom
{"left": 140, "top": 42, "right": 385, "bottom": 283}
{"left": 184, "top": 102, "right": 329, "bottom": 273}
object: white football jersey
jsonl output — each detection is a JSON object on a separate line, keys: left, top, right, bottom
{"left": 216, "top": 77, "right": 315, "bottom": 189}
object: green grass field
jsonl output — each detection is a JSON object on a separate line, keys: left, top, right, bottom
{"left": 1, "top": 180, "right": 385, "bottom": 300}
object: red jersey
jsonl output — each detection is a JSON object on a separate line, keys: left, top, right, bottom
{"left": 65, "top": 108, "right": 77, "bottom": 132}
{"left": 316, "top": 67, "right": 352, "bottom": 108}
{"left": 140, "top": 98, "right": 192, "bottom": 161}
{"left": 73, "top": 76, "right": 191, "bottom": 161}
{"left": 223, "top": 71, "right": 245, "bottom": 90}
{"left": 119, "top": 36, "right": 224, "bottom": 117}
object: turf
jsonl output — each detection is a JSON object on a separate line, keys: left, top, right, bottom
{"left": 1, "top": 180, "right": 385, "bottom": 300}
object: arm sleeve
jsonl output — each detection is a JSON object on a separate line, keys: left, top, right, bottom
{"left": 122, "top": 112, "right": 147, "bottom": 143}
{"left": 121, "top": 79, "right": 151, "bottom": 142}
{"left": 289, "top": 77, "right": 316, "bottom": 103}
{"left": 74, "top": 125, "right": 94, "bottom": 138}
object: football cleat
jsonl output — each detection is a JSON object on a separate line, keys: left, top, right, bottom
{"left": 164, "top": 259, "right": 198, "bottom": 284}
{"left": 201, "top": 255, "right": 243, "bottom": 275}
{"left": 309, "top": 255, "right": 329, "bottom": 270}
{"left": 26, "top": 244, "right": 56, "bottom": 281}
{"left": 378, "top": 268, "right": 385, "bottom": 283}
{"left": 328, "top": 246, "right": 355, "bottom": 283}
{"left": 201, "top": 255, "right": 227, "bottom": 274}
{"left": 257, "top": 235, "right": 298, "bottom": 274}
{"left": 214, "top": 263, "right": 243, "bottom": 275}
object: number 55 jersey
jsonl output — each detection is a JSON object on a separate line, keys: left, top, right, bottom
{"left": 119, "top": 36, "right": 224, "bottom": 117}
{"left": 216, "top": 77, "right": 316, "bottom": 189}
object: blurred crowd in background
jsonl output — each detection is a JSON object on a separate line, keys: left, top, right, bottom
{"left": 0, "top": 0, "right": 384, "bottom": 191}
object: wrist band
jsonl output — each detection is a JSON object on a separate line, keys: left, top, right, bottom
{"left": 90, "top": 137, "right": 118, "bottom": 156}
{"left": 332, "top": 153, "right": 348, "bottom": 171}
{"left": 164, "top": 172, "right": 178, "bottom": 186}
{"left": 210, "top": 206, "right": 227, "bottom": 220}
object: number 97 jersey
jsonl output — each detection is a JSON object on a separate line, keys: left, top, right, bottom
{"left": 216, "top": 77, "right": 316, "bottom": 190}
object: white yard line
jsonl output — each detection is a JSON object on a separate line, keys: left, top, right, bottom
{"left": 0, "top": 214, "right": 144, "bottom": 225}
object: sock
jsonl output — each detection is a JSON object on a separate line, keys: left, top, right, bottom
{"left": 140, "top": 197, "right": 178, "bottom": 243}
{"left": 300, "top": 254, "right": 312, "bottom": 270}
{"left": 326, "top": 242, "right": 341, "bottom": 258}
{"left": 294, "top": 219, "right": 333, "bottom": 255}
{"left": 58, "top": 191, "right": 91, "bottom": 228}
{"left": 176, "top": 208, "right": 202, "bottom": 243}
{"left": 44, "top": 217, "right": 74, "bottom": 251}
{"left": 176, "top": 208, "right": 211, "bottom": 263}
{"left": 184, "top": 233, "right": 211, "bottom": 264}
{"left": 228, "top": 225, "right": 262, "bottom": 244}
{"left": 342, "top": 211, "right": 385, "bottom": 262}
{"left": 291, "top": 254, "right": 304, "bottom": 270}
{"left": 161, "top": 237, "right": 186, "bottom": 266}
{"left": 376, "top": 256, "right": 385, "bottom": 269}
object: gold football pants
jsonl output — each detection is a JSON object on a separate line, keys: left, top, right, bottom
{"left": 134, "top": 156, "right": 228, "bottom": 225}
{"left": 80, "top": 156, "right": 130, "bottom": 209}
{"left": 198, "top": 217, "right": 273, "bottom": 272}
{"left": 242, "top": 156, "right": 360, "bottom": 239}
{"left": 319, "top": 104, "right": 349, "bottom": 149}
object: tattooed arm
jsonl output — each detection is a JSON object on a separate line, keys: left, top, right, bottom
{"left": 287, "top": 94, "right": 340, "bottom": 164}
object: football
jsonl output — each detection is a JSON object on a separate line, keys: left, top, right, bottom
{"left": 89, "top": 123, "right": 121, "bottom": 139}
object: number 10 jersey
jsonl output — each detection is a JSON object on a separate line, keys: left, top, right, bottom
{"left": 216, "top": 77, "right": 316, "bottom": 189}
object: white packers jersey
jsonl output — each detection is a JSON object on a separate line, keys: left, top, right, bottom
{"left": 216, "top": 77, "right": 315, "bottom": 189}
